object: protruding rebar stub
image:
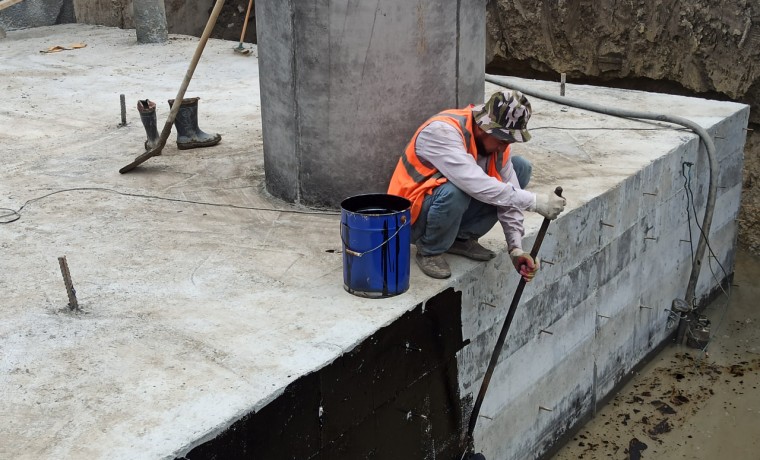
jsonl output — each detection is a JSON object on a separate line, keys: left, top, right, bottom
{"left": 671, "top": 298, "right": 692, "bottom": 313}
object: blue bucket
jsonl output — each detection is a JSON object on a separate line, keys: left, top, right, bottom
{"left": 340, "top": 194, "right": 411, "bottom": 298}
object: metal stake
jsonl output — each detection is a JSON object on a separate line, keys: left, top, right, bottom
{"left": 58, "top": 256, "right": 79, "bottom": 310}
{"left": 560, "top": 73, "right": 566, "bottom": 96}
{"left": 119, "top": 94, "right": 127, "bottom": 127}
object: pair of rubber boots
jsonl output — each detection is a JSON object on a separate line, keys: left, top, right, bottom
{"left": 137, "top": 97, "right": 221, "bottom": 151}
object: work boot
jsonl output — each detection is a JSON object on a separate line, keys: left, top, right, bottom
{"left": 446, "top": 238, "right": 496, "bottom": 261}
{"left": 137, "top": 99, "right": 160, "bottom": 152}
{"left": 167, "top": 97, "right": 221, "bottom": 150}
{"left": 415, "top": 252, "right": 451, "bottom": 279}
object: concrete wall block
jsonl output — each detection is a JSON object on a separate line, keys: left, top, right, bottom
{"left": 547, "top": 195, "right": 606, "bottom": 276}
{"left": 635, "top": 271, "right": 680, "bottom": 353}
{"left": 618, "top": 170, "right": 646, "bottom": 230}
{"left": 637, "top": 225, "right": 692, "bottom": 289}
{"left": 716, "top": 148, "right": 744, "bottom": 190}
{"left": 653, "top": 191, "right": 690, "bottom": 236}
{"left": 483, "top": 257, "right": 598, "bottom": 372}
{"left": 640, "top": 154, "right": 679, "bottom": 204}
{"left": 596, "top": 268, "right": 638, "bottom": 319}
{"left": 596, "top": 223, "right": 642, "bottom": 288}
{"left": 477, "top": 292, "right": 598, "bottom": 420}
{"left": 595, "top": 184, "right": 627, "bottom": 249}
{"left": 455, "top": 101, "right": 745, "bottom": 459}
{"left": 631, "top": 302, "right": 668, "bottom": 359}
{"left": 712, "top": 184, "right": 743, "bottom": 229}
{"left": 682, "top": 141, "right": 743, "bottom": 216}
{"left": 478, "top": 337, "right": 596, "bottom": 460}
{"left": 456, "top": 238, "right": 601, "bottom": 393}
{"left": 655, "top": 152, "right": 688, "bottom": 205}
{"left": 455, "top": 93, "right": 747, "bottom": 460}
{"left": 592, "top": 303, "right": 640, "bottom": 399}
{"left": 709, "top": 106, "right": 750, "bottom": 157}
{"left": 694, "top": 219, "right": 738, "bottom": 299}
{"left": 457, "top": 256, "right": 520, "bottom": 341}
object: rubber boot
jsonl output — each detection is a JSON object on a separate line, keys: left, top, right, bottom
{"left": 167, "top": 97, "right": 221, "bottom": 150}
{"left": 137, "top": 99, "right": 160, "bottom": 152}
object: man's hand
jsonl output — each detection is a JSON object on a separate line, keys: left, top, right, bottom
{"left": 532, "top": 192, "right": 566, "bottom": 220}
{"left": 509, "top": 248, "right": 540, "bottom": 282}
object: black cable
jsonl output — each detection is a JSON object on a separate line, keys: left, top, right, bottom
{"left": 681, "top": 162, "right": 696, "bottom": 266}
{"left": 682, "top": 164, "right": 730, "bottom": 283}
{"left": 0, "top": 187, "right": 340, "bottom": 224}
{"left": 681, "top": 161, "right": 732, "bottom": 358}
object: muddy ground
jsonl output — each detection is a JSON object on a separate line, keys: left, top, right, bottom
{"left": 551, "top": 250, "right": 760, "bottom": 460}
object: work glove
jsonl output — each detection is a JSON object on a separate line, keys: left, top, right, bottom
{"left": 509, "top": 248, "right": 540, "bottom": 282}
{"left": 530, "top": 192, "right": 566, "bottom": 220}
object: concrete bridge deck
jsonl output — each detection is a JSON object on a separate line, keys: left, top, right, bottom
{"left": 0, "top": 24, "right": 749, "bottom": 459}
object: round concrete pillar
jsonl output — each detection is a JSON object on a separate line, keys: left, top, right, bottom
{"left": 255, "top": 0, "right": 486, "bottom": 208}
{"left": 133, "top": 0, "right": 168, "bottom": 44}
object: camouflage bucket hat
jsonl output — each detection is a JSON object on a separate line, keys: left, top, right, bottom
{"left": 472, "top": 90, "right": 532, "bottom": 143}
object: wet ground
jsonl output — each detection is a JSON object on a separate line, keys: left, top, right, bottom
{"left": 551, "top": 250, "right": 760, "bottom": 459}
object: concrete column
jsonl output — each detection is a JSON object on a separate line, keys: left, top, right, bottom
{"left": 256, "top": 0, "right": 486, "bottom": 207}
{"left": 133, "top": 0, "right": 168, "bottom": 44}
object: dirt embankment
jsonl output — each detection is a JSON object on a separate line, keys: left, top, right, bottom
{"left": 70, "top": 1, "right": 255, "bottom": 44}
{"left": 486, "top": 0, "right": 760, "bottom": 252}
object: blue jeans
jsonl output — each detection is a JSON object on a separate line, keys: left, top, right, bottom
{"left": 412, "top": 155, "right": 532, "bottom": 256}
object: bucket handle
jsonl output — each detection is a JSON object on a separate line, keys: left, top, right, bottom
{"left": 341, "top": 216, "right": 409, "bottom": 257}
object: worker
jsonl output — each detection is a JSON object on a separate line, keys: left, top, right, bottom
{"left": 387, "top": 90, "right": 566, "bottom": 280}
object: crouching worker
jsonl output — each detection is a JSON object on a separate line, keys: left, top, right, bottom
{"left": 387, "top": 90, "right": 566, "bottom": 280}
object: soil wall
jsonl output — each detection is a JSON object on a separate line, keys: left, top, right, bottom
{"left": 70, "top": 0, "right": 253, "bottom": 43}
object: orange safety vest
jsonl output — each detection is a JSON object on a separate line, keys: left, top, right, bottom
{"left": 387, "top": 107, "right": 511, "bottom": 223}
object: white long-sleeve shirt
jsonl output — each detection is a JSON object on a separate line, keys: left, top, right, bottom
{"left": 415, "top": 120, "right": 536, "bottom": 251}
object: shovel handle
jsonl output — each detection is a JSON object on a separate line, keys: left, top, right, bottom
{"left": 239, "top": 0, "right": 254, "bottom": 43}
{"left": 465, "top": 186, "right": 563, "bottom": 446}
{"left": 120, "top": 0, "right": 226, "bottom": 173}
{"left": 530, "top": 186, "right": 563, "bottom": 259}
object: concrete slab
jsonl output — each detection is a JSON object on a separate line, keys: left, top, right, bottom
{"left": 0, "top": 24, "right": 749, "bottom": 459}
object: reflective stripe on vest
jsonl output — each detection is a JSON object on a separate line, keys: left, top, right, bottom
{"left": 388, "top": 107, "right": 509, "bottom": 223}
